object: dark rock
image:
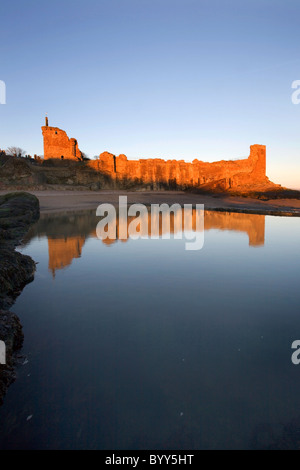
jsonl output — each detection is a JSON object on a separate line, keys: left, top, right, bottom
{"left": 0, "top": 192, "right": 39, "bottom": 404}
{"left": 0, "top": 309, "right": 24, "bottom": 405}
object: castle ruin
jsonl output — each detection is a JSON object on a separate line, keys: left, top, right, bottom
{"left": 41, "top": 118, "right": 275, "bottom": 191}
{"left": 42, "top": 117, "right": 82, "bottom": 161}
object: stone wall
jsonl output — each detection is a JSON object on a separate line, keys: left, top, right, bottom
{"left": 42, "top": 123, "right": 270, "bottom": 190}
{"left": 88, "top": 145, "right": 268, "bottom": 190}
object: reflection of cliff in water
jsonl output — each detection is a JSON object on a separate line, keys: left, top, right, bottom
{"left": 24, "top": 209, "right": 265, "bottom": 276}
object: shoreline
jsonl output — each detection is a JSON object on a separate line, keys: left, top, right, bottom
{"left": 0, "top": 193, "right": 40, "bottom": 404}
{"left": 0, "top": 189, "right": 299, "bottom": 217}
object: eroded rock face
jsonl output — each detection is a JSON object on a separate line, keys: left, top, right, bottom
{"left": 0, "top": 192, "right": 40, "bottom": 404}
{"left": 0, "top": 158, "right": 45, "bottom": 187}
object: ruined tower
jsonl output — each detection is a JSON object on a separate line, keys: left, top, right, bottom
{"left": 41, "top": 116, "right": 82, "bottom": 160}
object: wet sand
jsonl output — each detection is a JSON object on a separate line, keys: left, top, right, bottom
{"left": 1, "top": 190, "right": 300, "bottom": 216}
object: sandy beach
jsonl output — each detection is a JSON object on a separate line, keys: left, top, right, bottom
{"left": 1, "top": 189, "right": 300, "bottom": 216}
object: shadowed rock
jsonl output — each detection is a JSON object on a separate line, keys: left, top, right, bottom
{"left": 0, "top": 192, "right": 40, "bottom": 404}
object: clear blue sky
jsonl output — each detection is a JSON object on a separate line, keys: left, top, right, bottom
{"left": 1, "top": 0, "right": 300, "bottom": 188}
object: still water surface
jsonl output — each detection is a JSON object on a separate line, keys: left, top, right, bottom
{"left": 0, "top": 209, "right": 300, "bottom": 449}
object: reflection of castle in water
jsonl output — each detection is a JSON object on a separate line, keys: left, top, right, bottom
{"left": 204, "top": 211, "right": 265, "bottom": 246}
{"left": 48, "top": 237, "right": 85, "bottom": 277}
{"left": 25, "top": 209, "right": 265, "bottom": 276}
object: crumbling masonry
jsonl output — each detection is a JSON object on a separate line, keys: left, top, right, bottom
{"left": 42, "top": 118, "right": 275, "bottom": 191}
